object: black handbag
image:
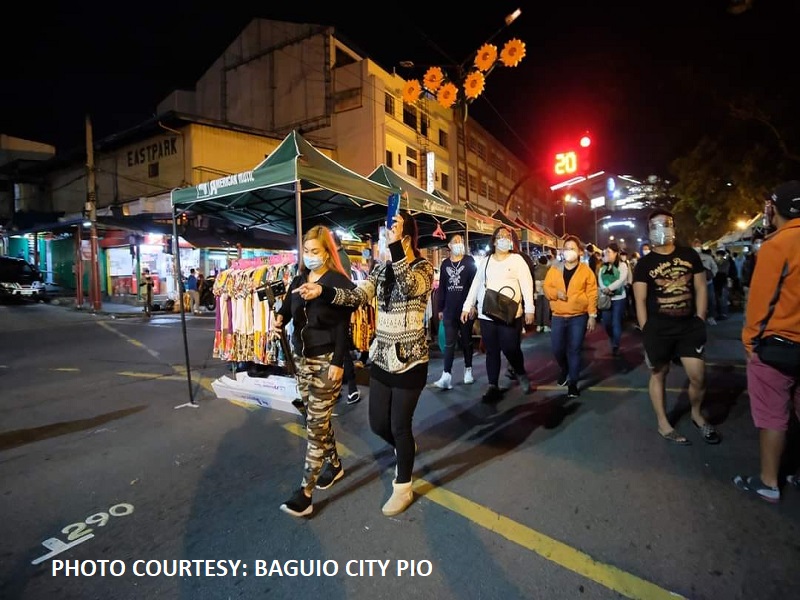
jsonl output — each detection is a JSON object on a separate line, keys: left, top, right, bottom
{"left": 481, "top": 260, "right": 520, "bottom": 325}
{"left": 753, "top": 261, "right": 800, "bottom": 376}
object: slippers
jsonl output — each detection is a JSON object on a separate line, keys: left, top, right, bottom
{"left": 660, "top": 429, "right": 691, "bottom": 445}
{"left": 733, "top": 475, "right": 780, "bottom": 504}
{"left": 692, "top": 420, "right": 721, "bottom": 445}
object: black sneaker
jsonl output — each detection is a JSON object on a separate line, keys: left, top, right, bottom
{"left": 518, "top": 374, "right": 531, "bottom": 394}
{"left": 506, "top": 366, "right": 518, "bottom": 380}
{"left": 280, "top": 488, "right": 313, "bottom": 517}
{"left": 315, "top": 461, "right": 344, "bottom": 490}
{"left": 481, "top": 385, "right": 502, "bottom": 403}
{"left": 346, "top": 390, "right": 361, "bottom": 405}
{"left": 567, "top": 384, "right": 580, "bottom": 398}
{"left": 557, "top": 373, "right": 569, "bottom": 387}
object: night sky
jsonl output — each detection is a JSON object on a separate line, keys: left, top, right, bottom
{"left": 1, "top": 1, "right": 795, "bottom": 178}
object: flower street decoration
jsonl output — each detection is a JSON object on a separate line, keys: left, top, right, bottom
{"left": 474, "top": 44, "right": 498, "bottom": 72}
{"left": 401, "top": 38, "right": 526, "bottom": 110}
{"left": 437, "top": 82, "right": 459, "bottom": 109}
{"left": 499, "top": 38, "right": 526, "bottom": 68}
{"left": 464, "top": 71, "right": 486, "bottom": 100}
{"left": 423, "top": 66, "right": 444, "bottom": 91}
{"left": 402, "top": 79, "right": 422, "bottom": 104}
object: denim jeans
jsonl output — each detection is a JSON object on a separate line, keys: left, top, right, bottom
{"left": 601, "top": 298, "right": 626, "bottom": 349}
{"left": 550, "top": 313, "right": 589, "bottom": 384}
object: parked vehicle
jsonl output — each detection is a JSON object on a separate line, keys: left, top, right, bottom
{"left": 0, "top": 257, "right": 46, "bottom": 301}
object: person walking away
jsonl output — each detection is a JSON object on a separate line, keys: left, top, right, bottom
{"left": 543, "top": 236, "right": 597, "bottom": 398}
{"left": 433, "top": 233, "right": 477, "bottom": 389}
{"left": 274, "top": 226, "right": 355, "bottom": 517}
{"left": 333, "top": 232, "right": 361, "bottom": 404}
{"left": 693, "top": 241, "right": 718, "bottom": 325}
{"left": 461, "top": 225, "right": 535, "bottom": 402}
{"left": 534, "top": 255, "right": 552, "bottom": 332}
{"left": 186, "top": 268, "right": 200, "bottom": 315}
{"left": 597, "top": 243, "right": 628, "bottom": 356}
{"left": 741, "top": 232, "right": 763, "bottom": 307}
{"left": 713, "top": 250, "right": 732, "bottom": 320}
{"left": 294, "top": 211, "right": 433, "bottom": 516}
{"left": 140, "top": 268, "right": 154, "bottom": 317}
{"left": 734, "top": 181, "right": 800, "bottom": 503}
{"left": 634, "top": 210, "right": 720, "bottom": 446}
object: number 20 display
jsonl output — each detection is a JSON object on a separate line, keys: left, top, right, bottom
{"left": 554, "top": 151, "right": 578, "bottom": 176}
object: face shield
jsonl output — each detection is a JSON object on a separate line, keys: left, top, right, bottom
{"left": 648, "top": 215, "right": 676, "bottom": 246}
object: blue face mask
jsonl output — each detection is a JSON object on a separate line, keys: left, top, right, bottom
{"left": 303, "top": 255, "right": 324, "bottom": 271}
{"left": 496, "top": 238, "right": 513, "bottom": 252}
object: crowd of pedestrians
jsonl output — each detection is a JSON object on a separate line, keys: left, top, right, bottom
{"left": 271, "top": 181, "right": 800, "bottom": 518}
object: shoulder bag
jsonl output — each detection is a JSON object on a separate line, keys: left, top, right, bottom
{"left": 753, "top": 261, "right": 800, "bottom": 376}
{"left": 481, "top": 258, "right": 520, "bottom": 325}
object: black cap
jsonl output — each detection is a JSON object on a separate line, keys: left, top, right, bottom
{"left": 771, "top": 180, "right": 800, "bottom": 219}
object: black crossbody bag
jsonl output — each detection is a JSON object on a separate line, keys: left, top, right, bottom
{"left": 753, "top": 261, "right": 800, "bottom": 376}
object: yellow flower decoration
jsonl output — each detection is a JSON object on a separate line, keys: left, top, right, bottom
{"left": 500, "top": 39, "right": 526, "bottom": 67}
{"left": 463, "top": 71, "right": 486, "bottom": 100}
{"left": 437, "top": 82, "right": 459, "bottom": 109}
{"left": 423, "top": 66, "right": 444, "bottom": 91}
{"left": 474, "top": 43, "right": 498, "bottom": 72}
{"left": 402, "top": 79, "right": 422, "bottom": 104}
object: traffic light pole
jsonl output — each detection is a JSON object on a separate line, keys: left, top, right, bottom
{"left": 85, "top": 115, "right": 102, "bottom": 311}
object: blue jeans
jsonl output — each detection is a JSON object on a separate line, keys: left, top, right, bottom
{"left": 601, "top": 298, "right": 625, "bottom": 350}
{"left": 550, "top": 314, "right": 589, "bottom": 384}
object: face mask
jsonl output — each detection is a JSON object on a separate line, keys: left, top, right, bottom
{"left": 753, "top": 242, "right": 762, "bottom": 252}
{"left": 642, "top": 249, "right": 650, "bottom": 256}
{"left": 303, "top": 255, "right": 324, "bottom": 271}
{"left": 693, "top": 246, "right": 702, "bottom": 253}
{"left": 450, "top": 243, "right": 465, "bottom": 256}
{"left": 496, "top": 238, "right": 513, "bottom": 252}
{"left": 563, "top": 249, "right": 579, "bottom": 263}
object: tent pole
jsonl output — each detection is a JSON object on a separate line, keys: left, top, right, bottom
{"left": 294, "top": 179, "right": 302, "bottom": 253}
{"left": 172, "top": 206, "right": 195, "bottom": 406}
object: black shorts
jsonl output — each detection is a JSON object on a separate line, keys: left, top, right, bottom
{"left": 642, "top": 316, "right": 707, "bottom": 369}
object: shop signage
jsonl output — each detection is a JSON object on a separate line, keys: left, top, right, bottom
{"left": 126, "top": 137, "right": 179, "bottom": 167}
{"left": 196, "top": 170, "right": 256, "bottom": 199}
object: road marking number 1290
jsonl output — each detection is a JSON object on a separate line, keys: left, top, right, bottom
{"left": 32, "top": 503, "right": 134, "bottom": 565}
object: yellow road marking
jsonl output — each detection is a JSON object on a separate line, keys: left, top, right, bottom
{"left": 117, "top": 371, "right": 185, "bottom": 381}
{"left": 282, "top": 425, "right": 685, "bottom": 600}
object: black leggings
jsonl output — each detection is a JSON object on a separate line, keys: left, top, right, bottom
{"left": 479, "top": 317, "right": 526, "bottom": 386}
{"left": 368, "top": 377, "right": 423, "bottom": 484}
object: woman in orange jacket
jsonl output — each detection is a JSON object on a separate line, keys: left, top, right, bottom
{"left": 543, "top": 235, "right": 598, "bottom": 398}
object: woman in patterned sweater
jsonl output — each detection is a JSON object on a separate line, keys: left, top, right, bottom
{"left": 295, "top": 210, "right": 433, "bottom": 516}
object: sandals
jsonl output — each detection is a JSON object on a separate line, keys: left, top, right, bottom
{"left": 692, "top": 420, "right": 721, "bottom": 445}
{"left": 733, "top": 475, "right": 780, "bottom": 504}
{"left": 660, "top": 429, "right": 691, "bottom": 445}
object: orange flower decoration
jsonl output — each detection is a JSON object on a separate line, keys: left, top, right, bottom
{"left": 423, "top": 66, "right": 444, "bottom": 91}
{"left": 463, "top": 71, "right": 486, "bottom": 100}
{"left": 402, "top": 79, "right": 422, "bottom": 104}
{"left": 474, "top": 43, "right": 498, "bottom": 71}
{"left": 437, "top": 82, "right": 459, "bottom": 109}
{"left": 500, "top": 39, "right": 526, "bottom": 67}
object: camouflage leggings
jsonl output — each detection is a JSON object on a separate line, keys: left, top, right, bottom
{"left": 294, "top": 352, "right": 343, "bottom": 494}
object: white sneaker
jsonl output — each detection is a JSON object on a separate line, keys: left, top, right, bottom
{"left": 707, "top": 317, "right": 717, "bottom": 326}
{"left": 463, "top": 367, "right": 474, "bottom": 385}
{"left": 433, "top": 372, "right": 453, "bottom": 390}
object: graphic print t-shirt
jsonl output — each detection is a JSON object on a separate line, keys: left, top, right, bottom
{"left": 633, "top": 246, "right": 704, "bottom": 320}
{"left": 437, "top": 255, "right": 477, "bottom": 319}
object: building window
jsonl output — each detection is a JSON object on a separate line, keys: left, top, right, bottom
{"left": 420, "top": 114, "right": 429, "bottom": 138}
{"left": 441, "top": 172, "right": 449, "bottom": 192}
{"left": 402, "top": 104, "right": 417, "bottom": 130}
{"left": 458, "top": 169, "right": 466, "bottom": 188}
{"left": 476, "top": 142, "right": 486, "bottom": 161}
{"left": 406, "top": 146, "right": 418, "bottom": 161}
{"left": 385, "top": 92, "right": 395, "bottom": 117}
{"left": 148, "top": 163, "right": 159, "bottom": 178}
{"left": 385, "top": 150, "right": 393, "bottom": 168}
{"left": 479, "top": 181, "right": 488, "bottom": 197}
{"left": 469, "top": 174, "right": 477, "bottom": 193}
{"left": 438, "top": 129, "right": 448, "bottom": 148}
{"left": 406, "top": 161, "right": 418, "bottom": 178}
{"left": 488, "top": 184, "right": 496, "bottom": 203}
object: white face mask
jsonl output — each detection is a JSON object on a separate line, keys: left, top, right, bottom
{"left": 496, "top": 238, "right": 513, "bottom": 252}
{"left": 693, "top": 246, "right": 702, "bottom": 253}
{"left": 753, "top": 242, "right": 762, "bottom": 252}
{"left": 450, "top": 243, "right": 465, "bottom": 256}
{"left": 563, "top": 249, "right": 579, "bottom": 263}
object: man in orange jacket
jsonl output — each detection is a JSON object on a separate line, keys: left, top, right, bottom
{"left": 543, "top": 235, "right": 597, "bottom": 398}
{"left": 734, "top": 181, "right": 800, "bottom": 503}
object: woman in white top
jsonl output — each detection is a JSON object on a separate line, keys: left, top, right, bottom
{"left": 597, "top": 242, "right": 629, "bottom": 356}
{"left": 461, "top": 226, "right": 535, "bottom": 402}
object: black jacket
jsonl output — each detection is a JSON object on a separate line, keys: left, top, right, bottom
{"left": 277, "top": 269, "right": 355, "bottom": 367}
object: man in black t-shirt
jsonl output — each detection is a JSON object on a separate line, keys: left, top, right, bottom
{"left": 632, "top": 209, "right": 721, "bottom": 446}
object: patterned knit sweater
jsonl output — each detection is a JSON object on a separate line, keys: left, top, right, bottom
{"left": 320, "top": 241, "right": 433, "bottom": 374}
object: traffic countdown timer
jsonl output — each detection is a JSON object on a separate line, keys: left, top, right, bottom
{"left": 553, "top": 134, "right": 592, "bottom": 179}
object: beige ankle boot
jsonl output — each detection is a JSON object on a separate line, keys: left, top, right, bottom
{"left": 382, "top": 480, "right": 414, "bottom": 516}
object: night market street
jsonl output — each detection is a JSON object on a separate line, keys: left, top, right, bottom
{"left": 1, "top": 301, "right": 798, "bottom": 600}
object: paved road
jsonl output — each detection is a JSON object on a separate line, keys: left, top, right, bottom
{"left": 1, "top": 301, "right": 798, "bottom": 599}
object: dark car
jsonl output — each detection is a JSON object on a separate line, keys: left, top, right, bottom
{"left": 0, "top": 256, "right": 46, "bottom": 300}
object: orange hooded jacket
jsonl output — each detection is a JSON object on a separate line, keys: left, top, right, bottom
{"left": 544, "top": 261, "right": 599, "bottom": 318}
